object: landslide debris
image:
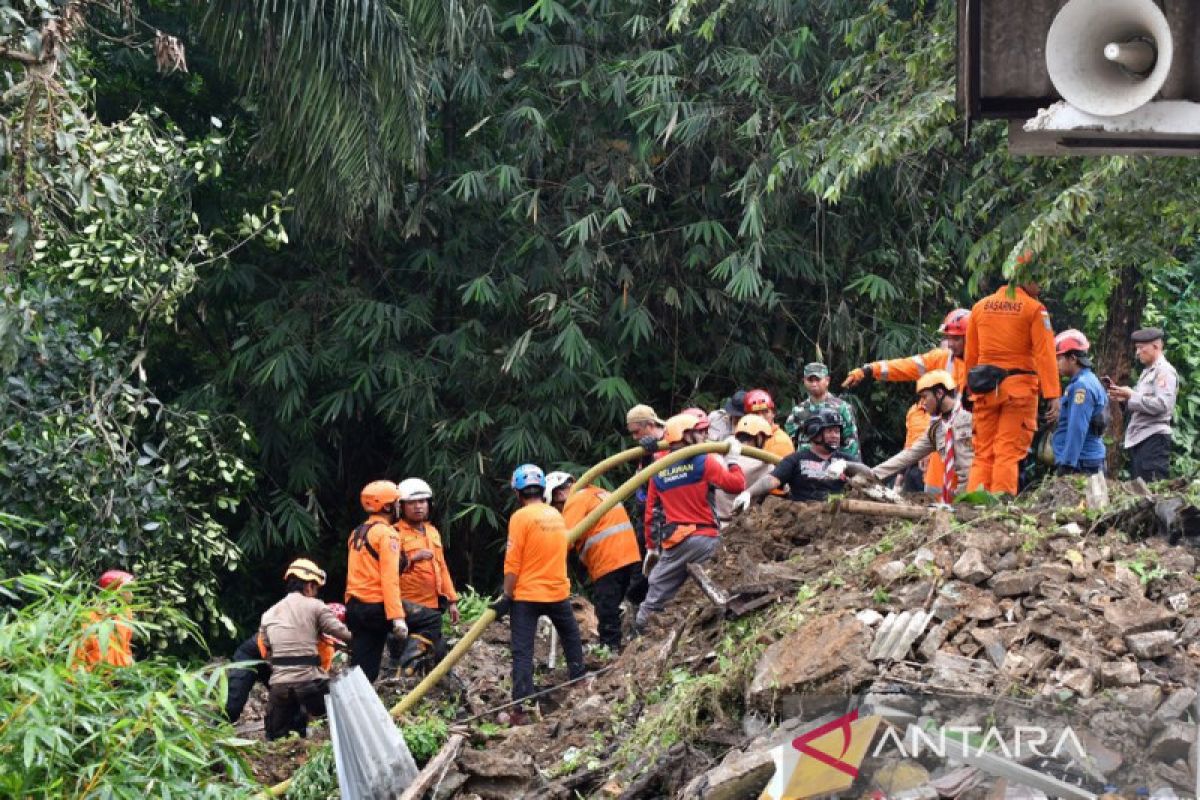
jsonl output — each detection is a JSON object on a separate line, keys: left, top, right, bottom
{"left": 419, "top": 479, "right": 1200, "bottom": 799}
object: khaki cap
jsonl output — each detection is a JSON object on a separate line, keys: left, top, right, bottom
{"left": 626, "top": 404, "right": 664, "bottom": 426}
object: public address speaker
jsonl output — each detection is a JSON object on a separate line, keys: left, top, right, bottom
{"left": 1046, "top": 0, "right": 1174, "bottom": 116}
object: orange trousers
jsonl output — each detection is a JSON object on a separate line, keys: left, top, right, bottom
{"left": 967, "top": 383, "right": 1038, "bottom": 496}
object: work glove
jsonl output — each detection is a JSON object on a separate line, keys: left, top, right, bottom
{"left": 642, "top": 549, "right": 660, "bottom": 577}
{"left": 732, "top": 491, "right": 753, "bottom": 514}
{"left": 725, "top": 437, "right": 743, "bottom": 460}
{"left": 638, "top": 435, "right": 660, "bottom": 454}
{"left": 842, "top": 366, "right": 872, "bottom": 389}
{"left": 391, "top": 618, "right": 409, "bottom": 638}
{"left": 842, "top": 462, "right": 878, "bottom": 481}
{"left": 827, "top": 459, "right": 848, "bottom": 479}
{"left": 489, "top": 596, "right": 512, "bottom": 620}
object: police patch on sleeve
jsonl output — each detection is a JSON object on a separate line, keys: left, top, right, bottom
{"left": 1073, "top": 388, "right": 1086, "bottom": 405}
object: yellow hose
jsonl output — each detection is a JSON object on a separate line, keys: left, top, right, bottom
{"left": 570, "top": 445, "right": 650, "bottom": 494}
{"left": 262, "top": 441, "right": 780, "bottom": 797}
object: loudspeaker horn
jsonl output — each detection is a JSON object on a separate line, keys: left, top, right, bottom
{"left": 1046, "top": 0, "right": 1173, "bottom": 117}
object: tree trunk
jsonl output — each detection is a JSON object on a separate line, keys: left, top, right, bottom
{"left": 1095, "top": 266, "right": 1145, "bottom": 475}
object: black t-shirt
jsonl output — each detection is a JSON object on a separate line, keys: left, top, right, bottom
{"left": 770, "top": 447, "right": 860, "bottom": 502}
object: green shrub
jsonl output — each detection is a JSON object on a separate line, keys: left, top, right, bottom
{"left": 0, "top": 575, "right": 257, "bottom": 798}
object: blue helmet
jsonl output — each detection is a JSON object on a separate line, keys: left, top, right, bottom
{"left": 511, "top": 463, "right": 546, "bottom": 491}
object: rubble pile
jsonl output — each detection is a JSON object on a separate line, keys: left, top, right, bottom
{"left": 416, "top": 480, "right": 1200, "bottom": 798}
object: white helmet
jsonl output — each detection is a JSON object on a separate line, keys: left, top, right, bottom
{"left": 543, "top": 471, "right": 574, "bottom": 504}
{"left": 397, "top": 478, "right": 433, "bottom": 502}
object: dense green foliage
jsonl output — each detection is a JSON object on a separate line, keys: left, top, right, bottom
{"left": 4, "top": 0, "right": 1199, "bottom": 628}
{"left": 0, "top": 576, "right": 257, "bottom": 797}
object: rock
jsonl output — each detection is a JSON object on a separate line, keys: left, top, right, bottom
{"left": 963, "top": 595, "right": 1002, "bottom": 621}
{"left": 953, "top": 548, "right": 993, "bottom": 584}
{"left": 1074, "top": 730, "right": 1124, "bottom": 777}
{"left": 676, "top": 746, "right": 773, "bottom": 800}
{"left": 1167, "top": 593, "right": 1189, "bottom": 613}
{"left": 874, "top": 560, "right": 907, "bottom": 584}
{"left": 1179, "top": 618, "right": 1200, "bottom": 643}
{"left": 457, "top": 749, "right": 537, "bottom": 800}
{"left": 1126, "top": 630, "right": 1177, "bottom": 660}
{"left": 1058, "top": 668, "right": 1095, "bottom": 697}
{"left": 1154, "top": 688, "right": 1197, "bottom": 724}
{"left": 1039, "top": 564, "right": 1072, "bottom": 583}
{"left": 745, "top": 613, "right": 874, "bottom": 715}
{"left": 856, "top": 609, "right": 884, "bottom": 627}
{"left": 913, "top": 547, "right": 936, "bottom": 567}
{"left": 995, "top": 551, "right": 1020, "bottom": 572}
{"left": 1160, "top": 550, "right": 1196, "bottom": 574}
{"left": 875, "top": 760, "right": 931, "bottom": 794}
{"left": 1114, "top": 683, "right": 1164, "bottom": 711}
{"left": 930, "top": 652, "right": 995, "bottom": 693}
{"left": 991, "top": 570, "right": 1042, "bottom": 597}
{"left": 1099, "top": 661, "right": 1141, "bottom": 687}
{"left": 1103, "top": 598, "right": 1174, "bottom": 636}
{"left": 569, "top": 596, "right": 600, "bottom": 640}
{"left": 1149, "top": 721, "right": 1196, "bottom": 762}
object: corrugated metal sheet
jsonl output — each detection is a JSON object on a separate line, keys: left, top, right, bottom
{"left": 328, "top": 667, "right": 419, "bottom": 800}
{"left": 868, "top": 610, "right": 932, "bottom": 661}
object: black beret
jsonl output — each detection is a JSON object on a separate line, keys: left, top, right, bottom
{"left": 1131, "top": 328, "right": 1164, "bottom": 343}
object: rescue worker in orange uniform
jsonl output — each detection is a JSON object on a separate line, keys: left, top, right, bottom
{"left": 843, "top": 308, "right": 970, "bottom": 491}
{"left": 80, "top": 569, "right": 136, "bottom": 669}
{"left": 898, "top": 401, "right": 933, "bottom": 492}
{"left": 490, "top": 464, "right": 585, "bottom": 722}
{"left": 344, "top": 480, "right": 407, "bottom": 682}
{"left": 743, "top": 389, "right": 795, "bottom": 495}
{"left": 391, "top": 477, "right": 459, "bottom": 675}
{"left": 964, "top": 282, "right": 1060, "bottom": 495}
{"left": 546, "top": 471, "right": 640, "bottom": 651}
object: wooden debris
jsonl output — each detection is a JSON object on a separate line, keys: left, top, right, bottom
{"left": 399, "top": 734, "right": 464, "bottom": 800}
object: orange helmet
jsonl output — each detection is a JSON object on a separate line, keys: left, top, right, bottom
{"left": 916, "top": 370, "right": 956, "bottom": 394}
{"left": 360, "top": 480, "right": 400, "bottom": 512}
{"left": 735, "top": 414, "right": 773, "bottom": 438}
{"left": 663, "top": 413, "right": 702, "bottom": 445}
{"left": 98, "top": 569, "right": 134, "bottom": 590}
{"left": 939, "top": 308, "right": 970, "bottom": 337}
{"left": 744, "top": 389, "right": 774, "bottom": 413}
{"left": 1054, "top": 329, "right": 1090, "bottom": 356}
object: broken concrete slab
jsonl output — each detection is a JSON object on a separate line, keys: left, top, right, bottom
{"left": 1126, "top": 630, "right": 1177, "bottom": 660}
{"left": 1057, "top": 667, "right": 1095, "bottom": 698}
{"left": 953, "top": 548, "right": 993, "bottom": 584}
{"left": 676, "top": 746, "right": 773, "bottom": 800}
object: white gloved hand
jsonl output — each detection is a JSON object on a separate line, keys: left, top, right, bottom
{"left": 732, "top": 491, "right": 752, "bottom": 514}
{"left": 725, "top": 437, "right": 743, "bottom": 460}
{"left": 827, "top": 458, "right": 847, "bottom": 478}
{"left": 392, "top": 618, "right": 409, "bottom": 638}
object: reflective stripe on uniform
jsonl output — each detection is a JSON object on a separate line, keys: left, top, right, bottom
{"left": 579, "top": 521, "right": 634, "bottom": 559}
{"left": 879, "top": 362, "right": 889, "bottom": 379}
{"left": 913, "top": 355, "right": 927, "bottom": 375}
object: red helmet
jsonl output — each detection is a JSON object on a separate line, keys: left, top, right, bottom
{"left": 743, "top": 389, "right": 774, "bottom": 413}
{"left": 98, "top": 569, "right": 134, "bottom": 590}
{"left": 1055, "top": 329, "right": 1090, "bottom": 356}
{"left": 939, "top": 308, "right": 970, "bottom": 337}
{"left": 326, "top": 602, "right": 347, "bottom": 623}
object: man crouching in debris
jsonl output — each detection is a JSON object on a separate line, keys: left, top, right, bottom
{"left": 636, "top": 413, "right": 745, "bottom": 634}
{"left": 869, "top": 370, "right": 973, "bottom": 503}
{"left": 259, "top": 559, "right": 352, "bottom": 740}
{"left": 732, "top": 409, "right": 858, "bottom": 510}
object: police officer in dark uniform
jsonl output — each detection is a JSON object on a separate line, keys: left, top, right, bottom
{"left": 733, "top": 410, "right": 861, "bottom": 509}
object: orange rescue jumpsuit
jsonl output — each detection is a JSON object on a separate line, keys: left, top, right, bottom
{"left": 344, "top": 513, "right": 405, "bottom": 682}
{"left": 80, "top": 609, "right": 134, "bottom": 668}
{"left": 866, "top": 347, "right": 967, "bottom": 488}
{"left": 394, "top": 519, "right": 458, "bottom": 610}
{"left": 561, "top": 486, "right": 641, "bottom": 583}
{"left": 965, "top": 285, "right": 1060, "bottom": 495}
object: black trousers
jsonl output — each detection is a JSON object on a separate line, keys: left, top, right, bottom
{"left": 627, "top": 499, "right": 649, "bottom": 604}
{"left": 225, "top": 635, "right": 271, "bottom": 723}
{"left": 265, "top": 679, "right": 328, "bottom": 740}
{"left": 346, "top": 599, "right": 391, "bottom": 683}
{"left": 592, "top": 563, "right": 635, "bottom": 650}
{"left": 1128, "top": 433, "right": 1171, "bottom": 482}
{"left": 385, "top": 601, "right": 444, "bottom": 667}
{"left": 510, "top": 599, "right": 585, "bottom": 702}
